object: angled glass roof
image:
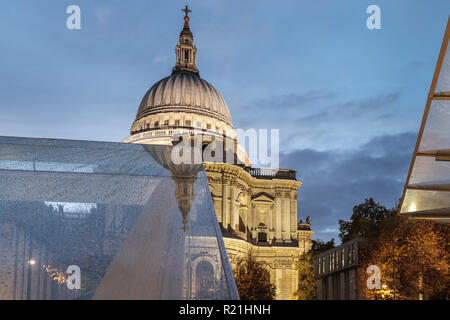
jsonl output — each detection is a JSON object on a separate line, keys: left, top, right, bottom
{"left": 399, "top": 17, "right": 450, "bottom": 223}
{"left": 0, "top": 136, "right": 238, "bottom": 300}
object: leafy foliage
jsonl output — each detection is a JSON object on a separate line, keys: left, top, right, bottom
{"left": 311, "top": 239, "right": 335, "bottom": 254}
{"left": 360, "top": 213, "right": 450, "bottom": 300}
{"left": 339, "top": 198, "right": 449, "bottom": 299}
{"left": 338, "top": 198, "right": 391, "bottom": 243}
{"left": 233, "top": 252, "right": 276, "bottom": 300}
{"left": 294, "top": 239, "right": 335, "bottom": 300}
{"left": 293, "top": 251, "right": 316, "bottom": 300}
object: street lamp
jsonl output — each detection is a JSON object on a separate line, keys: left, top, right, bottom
{"left": 26, "top": 258, "right": 36, "bottom": 300}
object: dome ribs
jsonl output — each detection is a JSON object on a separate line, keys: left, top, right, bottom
{"left": 135, "top": 73, "right": 232, "bottom": 126}
{"left": 185, "top": 74, "right": 193, "bottom": 106}
{"left": 173, "top": 73, "right": 182, "bottom": 105}
{"left": 193, "top": 74, "right": 201, "bottom": 107}
{"left": 164, "top": 75, "right": 174, "bottom": 105}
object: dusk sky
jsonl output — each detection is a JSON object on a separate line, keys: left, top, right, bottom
{"left": 1, "top": 1, "right": 450, "bottom": 242}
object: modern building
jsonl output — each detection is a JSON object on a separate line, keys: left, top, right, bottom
{"left": 314, "top": 238, "right": 365, "bottom": 300}
{"left": 399, "top": 17, "right": 450, "bottom": 224}
{"left": 123, "top": 7, "right": 314, "bottom": 299}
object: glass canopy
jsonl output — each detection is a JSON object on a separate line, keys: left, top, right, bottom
{"left": 399, "top": 17, "right": 450, "bottom": 223}
{"left": 0, "top": 136, "right": 238, "bottom": 300}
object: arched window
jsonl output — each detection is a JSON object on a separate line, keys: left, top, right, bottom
{"left": 195, "top": 261, "right": 214, "bottom": 299}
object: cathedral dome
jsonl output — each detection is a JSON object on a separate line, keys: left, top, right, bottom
{"left": 135, "top": 71, "right": 232, "bottom": 126}
{"left": 123, "top": 6, "right": 249, "bottom": 166}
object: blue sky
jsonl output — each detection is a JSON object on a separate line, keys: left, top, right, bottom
{"left": 1, "top": 1, "right": 449, "bottom": 242}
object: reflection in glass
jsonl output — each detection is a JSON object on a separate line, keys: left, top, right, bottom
{"left": 195, "top": 261, "right": 214, "bottom": 299}
{"left": 0, "top": 136, "right": 238, "bottom": 300}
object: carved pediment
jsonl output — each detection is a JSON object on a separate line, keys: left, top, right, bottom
{"left": 251, "top": 192, "right": 275, "bottom": 203}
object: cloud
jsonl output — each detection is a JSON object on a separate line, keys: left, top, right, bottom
{"left": 252, "top": 91, "right": 338, "bottom": 111}
{"left": 280, "top": 131, "right": 417, "bottom": 242}
{"left": 336, "top": 92, "right": 402, "bottom": 113}
{"left": 233, "top": 90, "right": 404, "bottom": 152}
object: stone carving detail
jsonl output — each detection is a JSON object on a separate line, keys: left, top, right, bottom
{"left": 273, "top": 258, "right": 293, "bottom": 268}
{"left": 206, "top": 177, "right": 223, "bottom": 184}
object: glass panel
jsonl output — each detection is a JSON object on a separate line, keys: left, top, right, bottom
{"left": 400, "top": 26, "right": 450, "bottom": 223}
{"left": 434, "top": 39, "right": 450, "bottom": 95}
{"left": 409, "top": 156, "right": 450, "bottom": 185}
{"left": 418, "top": 100, "right": 450, "bottom": 152}
{"left": 400, "top": 188, "right": 450, "bottom": 213}
{"left": 0, "top": 136, "right": 238, "bottom": 300}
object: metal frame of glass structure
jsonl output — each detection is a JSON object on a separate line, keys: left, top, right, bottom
{"left": 399, "top": 17, "right": 450, "bottom": 223}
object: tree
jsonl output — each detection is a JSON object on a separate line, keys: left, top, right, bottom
{"left": 339, "top": 198, "right": 391, "bottom": 243}
{"left": 293, "top": 239, "right": 335, "bottom": 300}
{"left": 294, "top": 251, "right": 316, "bottom": 300}
{"left": 311, "top": 239, "right": 335, "bottom": 254}
{"left": 233, "top": 252, "right": 276, "bottom": 300}
{"left": 360, "top": 213, "right": 449, "bottom": 300}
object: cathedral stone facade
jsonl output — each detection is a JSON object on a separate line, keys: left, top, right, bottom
{"left": 124, "top": 7, "right": 314, "bottom": 300}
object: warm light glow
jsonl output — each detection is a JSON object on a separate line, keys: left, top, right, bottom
{"left": 408, "top": 203, "right": 416, "bottom": 212}
{"left": 382, "top": 284, "right": 388, "bottom": 289}
{"left": 28, "top": 259, "right": 36, "bottom": 266}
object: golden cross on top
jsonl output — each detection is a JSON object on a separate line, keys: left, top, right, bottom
{"left": 182, "top": 5, "right": 191, "bottom": 16}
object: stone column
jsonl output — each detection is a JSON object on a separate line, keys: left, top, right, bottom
{"left": 251, "top": 203, "right": 257, "bottom": 240}
{"left": 234, "top": 193, "right": 240, "bottom": 232}
{"left": 230, "top": 185, "right": 236, "bottom": 231}
{"left": 282, "top": 194, "right": 290, "bottom": 241}
{"left": 222, "top": 179, "right": 229, "bottom": 229}
{"left": 290, "top": 193, "right": 297, "bottom": 239}
{"left": 213, "top": 198, "right": 222, "bottom": 224}
{"left": 268, "top": 204, "right": 274, "bottom": 242}
{"left": 271, "top": 204, "right": 275, "bottom": 235}
{"left": 241, "top": 207, "right": 247, "bottom": 235}
{"left": 247, "top": 192, "right": 252, "bottom": 231}
{"left": 275, "top": 191, "right": 282, "bottom": 241}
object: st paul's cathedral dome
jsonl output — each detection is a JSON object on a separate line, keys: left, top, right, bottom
{"left": 124, "top": 7, "right": 243, "bottom": 161}
{"left": 135, "top": 72, "right": 233, "bottom": 127}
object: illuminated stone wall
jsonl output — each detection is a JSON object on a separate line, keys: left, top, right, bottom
{"left": 204, "top": 162, "right": 314, "bottom": 300}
